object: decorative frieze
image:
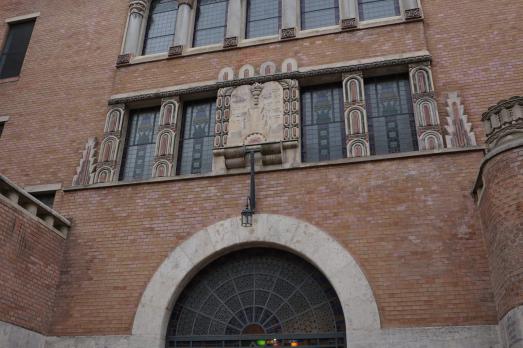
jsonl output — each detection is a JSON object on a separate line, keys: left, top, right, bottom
{"left": 482, "top": 96, "right": 523, "bottom": 151}
{"left": 152, "top": 98, "right": 180, "bottom": 178}
{"left": 343, "top": 72, "right": 370, "bottom": 157}
{"left": 72, "top": 138, "right": 98, "bottom": 186}
{"left": 94, "top": 105, "right": 125, "bottom": 184}
{"left": 409, "top": 63, "right": 445, "bottom": 150}
{"left": 444, "top": 92, "right": 477, "bottom": 148}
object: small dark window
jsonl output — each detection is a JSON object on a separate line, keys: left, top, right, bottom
{"left": 0, "top": 20, "right": 35, "bottom": 79}
{"left": 178, "top": 100, "right": 216, "bottom": 175}
{"left": 0, "top": 122, "right": 4, "bottom": 138}
{"left": 301, "top": 84, "right": 346, "bottom": 162}
{"left": 120, "top": 108, "right": 161, "bottom": 181}
{"left": 31, "top": 192, "right": 55, "bottom": 209}
{"left": 358, "top": 0, "right": 400, "bottom": 21}
{"left": 300, "top": 0, "right": 339, "bottom": 30}
{"left": 193, "top": 0, "right": 228, "bottom": 47}
{"left": 143, "top": 0, "right": 178, "bottom": 55}
{"left": 246, "top": 0, "right": 281, "bottom": 39}
{"left": 365, "top": 74, "right": 418, "bottom": 155}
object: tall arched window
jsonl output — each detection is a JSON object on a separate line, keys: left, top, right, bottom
{"left": 358, "top": 0, "right": 400, "bottom": 21}
{"left": 193, "top": 0, "right": 229, "bottom": 47}
{"left": 300, "top": 0, "right": 340, "bottom": 30}
{"left": 246, "top": 0, "right": 281, "bottom": 39}
{"left": 142, "top": 0, "right": 178, "bottom": 55}
{"left": 166, "top": 248, "right": 347, "bottom": 348}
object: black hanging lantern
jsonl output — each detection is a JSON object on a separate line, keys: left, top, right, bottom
{"left": 241, "top": 198, "right": 253, "bottom": 227}
{"left": 241, "top": 150, "right": 256, "bottom": 227}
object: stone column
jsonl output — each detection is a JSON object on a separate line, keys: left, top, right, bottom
{"left": 169, "top": 0, "right": 194, "bottom": 56}
{"left": 281, "top": 0, "right": 298, "bottom": 39}
{"left": 402, "top": 0, "right": 422, "bottom": 20}
{"left": 473, "top": 96, "right": 523, "bottom": 348}
{"left": 340, "top": 0, "right": 357, "bottom": 29}
{"left": 118, "top": 0, "right": 148, "bottom": 65}
{"left": 224, "top": 0, "right": 242, "bottom": 48}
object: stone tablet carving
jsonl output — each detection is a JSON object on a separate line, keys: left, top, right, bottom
{"left": 228, "top": 82, "right": 284, "bottom": 146}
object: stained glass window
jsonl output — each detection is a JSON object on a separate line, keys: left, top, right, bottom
{"left": 142, "top": 0, "right": 178, "bottom": 55}
{"left": 246, "top": 0, "right": 281, "bottom": 39}
{"left": 120, "top": 108, "right": 161, "bottom": 181}
{"left": 0, "top": 20, "right": 35, "bottom": 79}
{"left": 365, "top": 75, "right": 418, "bottom": 155}
{"left": 358, "top": 0, "right": 400, "bottom": 21}
{"left": 300, "top": 0, "right": 339, "bottom": 30}
{"left": 301, "top": 85, "right": 346, "bottom": 163}
{"left": 193, "top": 0, "right": 228, "bottom": 47}
{"left": 166, "top": 248, "right": 346, "bottom": 348}
{"left": 178, "top": 100, "right": 216, "bottom": 175}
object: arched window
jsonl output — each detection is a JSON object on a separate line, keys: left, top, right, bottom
{"left": 358, "top": 0, "right": 400, "bottom": 21}
{"left": 142, "top": 0, "right": 178, "bottom": 55}
{"left": 166, "top": 248, "right": 346, "bottom": 348}
{"left": 246, "top": 0, "right": 282, "bottom": 39}
{"left": 193, "top": 0, "right": 229, "bottom": 47}
{"left": 300, "top": 0, "right": 340, "bottom": 30}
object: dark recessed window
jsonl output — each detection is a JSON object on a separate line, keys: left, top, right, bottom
{"left": 143, "top": 0, "right": 178, "bottom": 55}
{"left": 358, "top": 0, "right": 400, "bottom": 21}
{"left": 31, "top": 192, "right": 56, "bottom": 209}
{"left": 300, "top": 0, "right": 339, "bottom": 30}
{"left": 193, "top": 0, "right": 228, "bottom": 47}
{"left": 246, "top": 0, "right": 281, "bottom": 39}
{"left": 120, "top": 108, "right": 161, "bottom": 181}
{"left": 301, "top": 84, "right": 346, "bottom": 163}
{"left": 365, "top": 74, "right": 418, "bottom": 155}
{"left": 0, "top": 122, "right": 4, "bottom": 138}
{"left": 178, "top": 100, "right": 216, "bottom": 175}
{"left": 0, "top": 20, "right": 35, "bottom": 79}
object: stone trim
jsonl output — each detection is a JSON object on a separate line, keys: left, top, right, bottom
{"left": 109, "top": 54, "right": 432, "bottom": 105}
{"left": 5, "top": 12, "right": 40, "bottom": 23}
{"left": 24, "top": 183, "right": 62, "bottom": 193}
{"left": 131, "top": 214, "right": 380, "bottom": 347}
{"left": 0, "top": 175, "right": 70, "bottom": 237}
{"left": 0, "top": 116, "right": 10, "bottom": 123}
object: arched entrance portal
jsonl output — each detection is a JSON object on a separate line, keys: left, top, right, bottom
{"left": 166, "top": 248, "right": 346, "bottom": 347}
{"left": 131, "top": 215, "right": 380, "bottom": 348}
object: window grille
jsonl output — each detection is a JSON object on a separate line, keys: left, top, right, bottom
{"left": 120, "top": 108, "right": 161, "bottom": 181}
{"left": 246, "top": 0, "right": 281, "bottom": 39}
{"left": 193, "top": 0, "right": 228, "bottom": 47}
{"left": 301, "top": 85, "right": 346, "bottom": 163}
{"left": 143, "top": 0, "right": 178, "bottom": 55}
{"left": 178, "top": 100, "right": 216, "bottom": 175}
{"left": 358, "top": 0, "right": 400, "bottom": 21}
{"left": 300, "top": 0, "right": 339, "bottom": 30}
{"left": 365, "top": 75, "right": 418, "bottom": 155}
{"left": 166, "top": 248, "right": 346, "bottom": 348}
{"left": 0, "top": 20, "right": 35, "bottom": 79}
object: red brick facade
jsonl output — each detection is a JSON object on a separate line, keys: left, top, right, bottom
{"left": 0, "top": 0, "right": 522, "bottom": 345}
{"left": 0, "top": 197, "right": 65, "bottom": 334}
{"left": 479, "top": 147, "right": 523, "bottom": 319}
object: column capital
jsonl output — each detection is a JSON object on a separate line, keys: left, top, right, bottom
{"left": 178, "top": 0, "right": 195, "bottom": 7}
{"left": 129, "top": 0, "right": 148, "bottom": 16}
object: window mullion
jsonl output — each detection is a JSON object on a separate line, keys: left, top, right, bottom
{"left": 152, "top": 98, "right": 181, "bottom": 178}
{"left": 343, "top": 72, "right": 370, "bottom": 158}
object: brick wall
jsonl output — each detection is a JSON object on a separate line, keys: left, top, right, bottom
{"left": 0, "top": 197, "right": 65, "bottom": 334}
{"left": 479, "top": 146, "right": 523, "bottom": 319}
{"left": 50, "top": 150, "right": 497, "bottom": 336}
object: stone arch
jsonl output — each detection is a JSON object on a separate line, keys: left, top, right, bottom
{"left": 131, "top": 214, "right": 380, "bottom": 347}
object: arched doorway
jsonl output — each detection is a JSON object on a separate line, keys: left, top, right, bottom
{"left": 166, "top": 248, "right": 346, "bottom": 348}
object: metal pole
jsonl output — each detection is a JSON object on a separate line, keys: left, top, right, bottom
{"left": 250, "top": 150, "right": 256, "bottom": 211}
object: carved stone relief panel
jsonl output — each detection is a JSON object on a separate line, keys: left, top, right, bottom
{"left": 213, "top": 80, "right": 300, "bottom": 172}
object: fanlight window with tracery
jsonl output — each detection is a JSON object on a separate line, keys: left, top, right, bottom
{"left": 166, "top": 248, "right": 346, "bottom": 348}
